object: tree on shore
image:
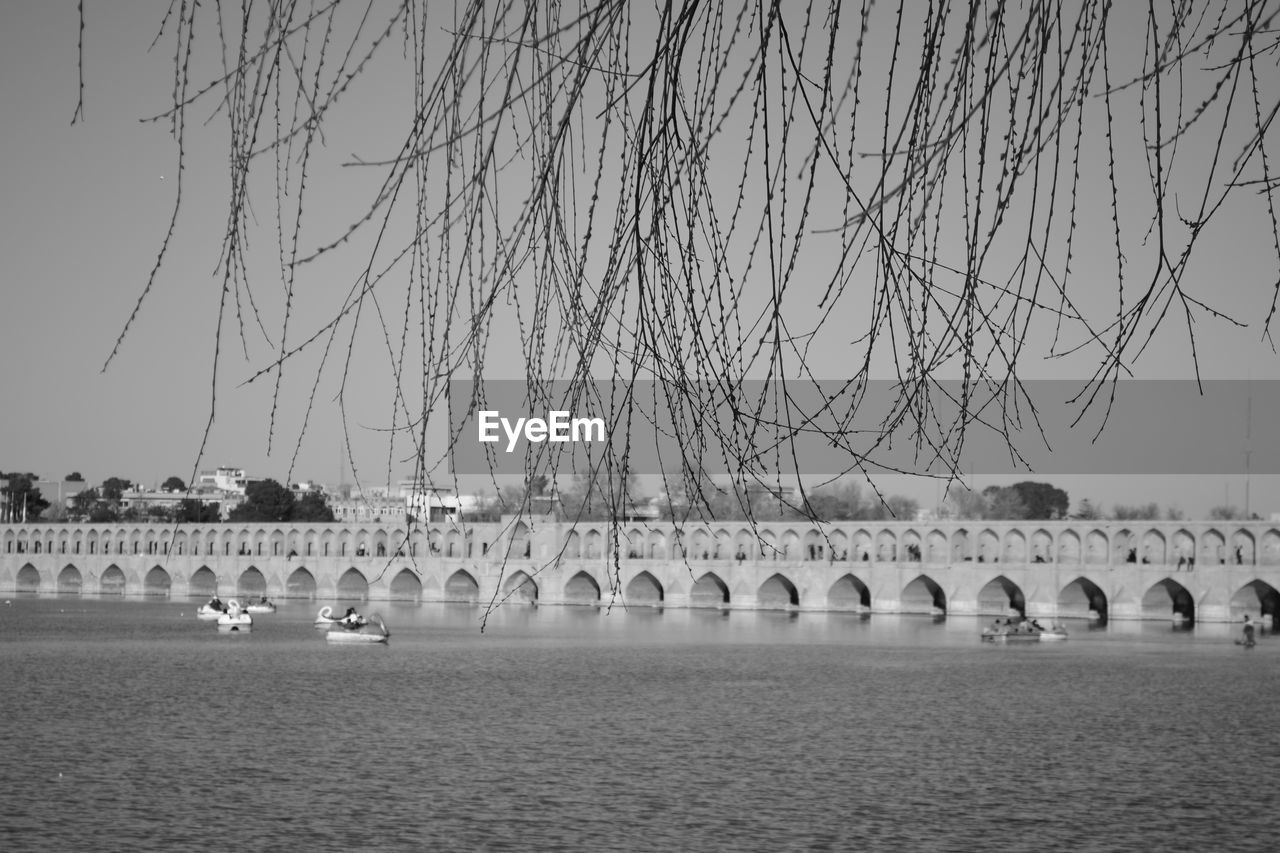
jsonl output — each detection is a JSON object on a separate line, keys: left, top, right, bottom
{"left": 161, "top": 476, "right": 187, "bottom": 492}
{"left": 99, "top": 477, "right": 133, "bottom": 503}
{"left": 2, "top": 472, "right": 50, "bottom": 522}
{"left": 228, "top": 480, "right": 296, "bottom": 523}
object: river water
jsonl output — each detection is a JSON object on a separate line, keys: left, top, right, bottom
{"left": 1, "top": 597, "right": 1276, "bottom": 852}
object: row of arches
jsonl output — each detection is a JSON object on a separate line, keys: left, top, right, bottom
{"left": 16, "top": 562, "right": 1279, "bottom": 626}
{"left": 8, "top": 523, "right": 1280, "bottom": 566}
{"left": 596, "top": 525, "right": 1280, "bottom": 566}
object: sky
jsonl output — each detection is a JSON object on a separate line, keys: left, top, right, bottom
{"left": 2, "top": 1, "right": 1280, "bottom": 517}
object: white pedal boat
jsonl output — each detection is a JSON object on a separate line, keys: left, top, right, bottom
{"left": 325, "top": 614, "right": 389, "bottom": 644}
{"left": 217, "top": 600, "right": 253, "bottom": 632}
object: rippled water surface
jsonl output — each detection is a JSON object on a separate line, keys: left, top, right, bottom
{"left": 2, "top": 598, "right": 1278, "bottom": 851}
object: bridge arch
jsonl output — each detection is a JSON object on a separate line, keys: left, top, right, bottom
{"left": 1031, "top": 529, "right": 1052, "bottom": 563}
{"left": 337, "top": 568, "right": 371, "bottom": 601}
{"left": 758, "top": 573, "right": 800, "bottom": 609}
{"left": 1231, "top": 529, "right": 1256, "bottom": 565}
{"left": 503, "top": 570, "right": 538, "bottom": 604}
{"left": 901, "top": 574, "right": 946, "bottom": 614}
{"left": 625, "top": 571, "right": 663, "bottom": 605}
{"left": 951, "top": 528, "right": 971, "bottom": 562}
{"left": 978, "top": 529, "right": 999, "bottom": 562}
{"left": 444, "top": 569, "right": 479, "bottom": 603}
{"left": 877, "top": 530, "right": 897, "bottom": 561}
{"left": 1141, "top": 578, "right": 1195, "bottom": 623}
{"left": 1058, "top": 576, "right": 1108, "bottom": 620}
{"left": 189, "top": 566, "right": 217, "bottom": 596}
{"left": 853, "top": 529, "right": 872, "bottom": 561}
{"left": 1262, "top": 530, "right": 1280, "bottom": 566}
{"left": 1229, "top": 580, "right": 1280, "bottom": 628}
{"left": 144, "top": 566, "right": 171, "bottom": 597}
{"left": 977, "top": 575, "right": 1026, "bottom": 616}
{"left": 389, "top": 569, "right": 423, "bottom": 601}
{"left": 1085, "top": 530, "right": 1108, "bottom": 564}
{"left": 691, "top": 572, "right": 730, "bottom": 607}
{"left": 286, "top": 567, "right": 317, "bottom": 599}
{"left": 925, "top": 529, "right": 947, "bottom": 563}
{"left": 1003, "top": 530, "right": 1026, "bottom": 563}
{"left": 827, "top": 574, "right": 871, "bottom": 611}
{"left": 1057, "top": 529, "right": 1081, "bottom": 565}
{"left": 1114, "top": 529, "right": 1136, "bottom": 563}
{"left": 582, "top": 528, "right": 602, "bottom": 559}
{"left": 100, "top": 564, "right": 126, "bottom": 595}
{"left": 1172, "top": 529, "right": 1195, "bottom": 565}
{"left": 57, "top": 564, "right": 81, "bottom": 595}
{"left": 1201, "top": 529, "right": 1226, "bottom": 565}
{"left": 564, "top": 571, "right": 601, "bottom": 604}
{"left": 1142, "top": 530, "right": 1167, "bottom": 565}
{"left": 237, "top": 566, "right": 268, "bottom": 598}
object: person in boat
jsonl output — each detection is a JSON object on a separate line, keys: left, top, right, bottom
{"left": 340, "top": 607, "right": 367, "bottom": 629}
{"left": 1243, "top": 615, "right": 1256, "bottom": 647}
{"left": 209, "top": 596, "right": 225, "bottom": 611}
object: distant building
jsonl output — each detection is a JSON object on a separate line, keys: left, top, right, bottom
{"left": 195, "top": 466, "right": 258, "bottom": 494}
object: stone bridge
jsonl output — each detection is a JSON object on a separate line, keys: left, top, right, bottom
{"left": 3, "top": 518, "right": 1279, "bottom": 624}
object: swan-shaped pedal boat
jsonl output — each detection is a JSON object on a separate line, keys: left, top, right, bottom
{"left": 217, "top": 599, "right": 253, "bottom": 632}
{"left": 325, "top": 614, "right": 390, "bottom": 644}
{"left": 245, "top": 599, "right": 277, "bottom": 614}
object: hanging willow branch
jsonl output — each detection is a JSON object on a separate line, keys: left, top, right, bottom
{"left": 92, "top": 0, "right": 1280, "bottom": 604}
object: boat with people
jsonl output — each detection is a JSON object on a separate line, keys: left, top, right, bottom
{"left": 196, "top": 598, "right": 228, "bottom": 620}
{"left": 325, "top": 612, "right": 389, "bottom": 644}
{"left": 982, "top": 617, "right": 1068, "bottom": 643}
{"left": 216, "top": 599, "right": 253, "bottom": 632}
{"left": 245, "top": 597, "right": 277, "bottom": 614}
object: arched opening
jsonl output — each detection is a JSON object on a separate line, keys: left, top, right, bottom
{"left": 189, "top": 566, "right": 218, "bottom": 597}
{"left": 976, "top": 575, "right": 1026, "bottom": 616}
{"left": 1058, "top": 577, "right": 1108, "bottom": 621}
{"left": 1003, "top": 530, "right": 1026, "bottom": 563}
{"left": 237, "top": 566, "right": 268, "bottom": 599}
{"left": 286, "top": 567, "right": 317, "bottom": 599}
{"left": 100, "top": 565, "right": 126, "bottom": 596}
{"left": 503, "top": 570, "right": 538, "bottom": 604}
{"left": 144, "top": 566, "right": 171, "bottom": 597}
{"left": 444, "top": 569, "right": 479, "bottom": 603}
{"left": 337, "top": 568, "right": 370, "bottom": 601}
{"left": 624, "top": 571, "right": 663, "bottom": 606}
{"left": 757, "top": 573, "right": 800, "bottom": 609}
{"left": 690, "top": 572, "right": 730, "bottom": 607}
{"left": 389, "top": 569, "right": 423, "bottom": 602}
{"left": 564, "top": 571, "right": 601, "bottom": 604}
{"left": 17, "top": 564, "right": 41, "bottom": 593}
{"left": 57, "top": 564, "right": 82, "bottom": 595}
{"left": 1141, "top": 578, "right": 1195, "bottom": 623}
{"left": 1230, "top": 580, "right": 1280, "bottom": 629}
{"left": 827, "top": 574, "right": 871, "bottom": 611}
{"left": 1057, "top": 530, "right": 1081, "bottom": 565}
{"left": 901, "top": 575, "right": 946, "bottom": 615}
{"left": 508, "top": 522, "right": 531, "bottom": 559}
